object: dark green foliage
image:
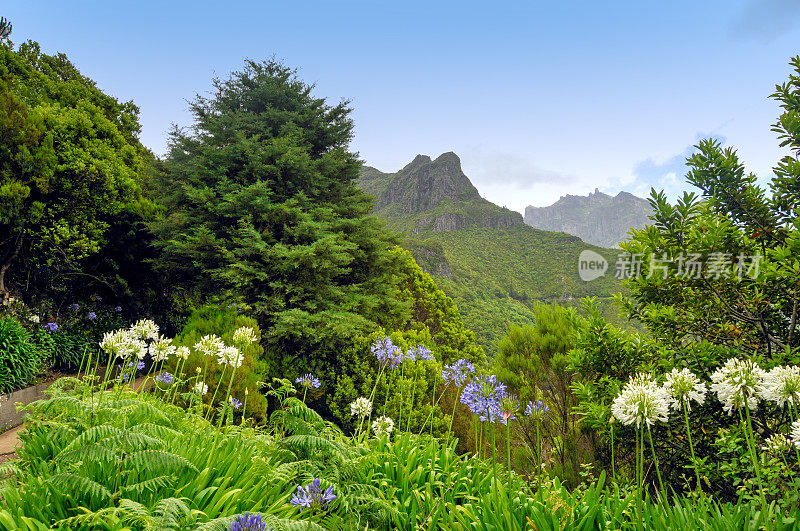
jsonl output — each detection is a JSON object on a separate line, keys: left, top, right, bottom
{"left": 0, "top": 316, "right": 44, "bottom": 392}
{"left": 0, "top": 41, "right": 148, "bottom": 300}
{"left": 149, "top": 59, "right": 401, "bottom": 376}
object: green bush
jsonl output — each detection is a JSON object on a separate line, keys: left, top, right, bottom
{"left": 0, "top": 317, "right": 46, "bottom": 393}
{"left": 170, "top": 306, "right": 267, "bottom": 418}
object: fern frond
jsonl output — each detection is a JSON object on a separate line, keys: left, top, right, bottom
{"left": 47, "top": 473, "right": 112, "bottom": 504}
{"left": 119, "top": 474, "right": 177, "bottom": 499}
{"left": 152, "top": 497, "right": 194, "bottom": 530}
{"left": 121, "top": 450, "right": 198, "bottom": 475}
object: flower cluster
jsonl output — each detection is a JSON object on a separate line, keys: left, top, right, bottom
{"left": 290, "top": 479, "right": 336, "bottom": 513}
{"left": 760, "top": 365, "right": 800, "bottom": 407}
{"left": 525, "top": 399, "right": 549, "bottom": 420}
{"left": 762, "top": 434, "right": 792, "bottom": 456}
{"left": 710, "top": 358, "right": 766, "bottom": 414}
{"left": 611, "top": 375, "right": 671, "bottom": 428}
{"left": 175, "top": 346, "right": 191, "bottom": 360}
{"left": 44, "top": 322, "right": 58, "bottom": 333}
{"left": 662, "top": 367, "right": 707, "bottom": 411}
{"left": 195, "top": 334, "right": 225, "bottom": 358}
{"left": 296, "top": 373, "right": 321, "bottom": 389}
{"left": 350, "top": 397, "right": 372, "bottom": 418}
{"left": 460, "top": 374, "right": 507, "bottom": 423}
{"left": 193, "top": 382, "right": 209, "bottom": 395}
{"left": 149, "top": 335, "right": 176, "bottom": 362}
{"left": 371, "top": 337, "right": 402, "bottom": 369}
{"left": 87, "top": 312, "right": 97, "bottom": 321}
{"left": 232, "top": 326, "right": 258, "bottom": 345}
{"left": 410, "top": 345, "right": 434, "bottom": 361}
{"left": 230, "top": 512, "right": 270, "bottom": 531}
{"left": 218, "top": 345, "right": 243, "bottom": 368}
{"left": 100, "top": 329, "right": 146, "bottom": 360}
{"left": 230, "top": 397, "right": 242, "bottom": 410}
{"left": 154, "top": 372, "right": 174, "bottom": 385}
{"left": 442, "top": 359, "right": 475, "bottom": 388}
{"left": 372, "top": 415, "right": 395, "bottom": 437}
{"left": 129, "top": 319, "right": 160, "bottom": 341}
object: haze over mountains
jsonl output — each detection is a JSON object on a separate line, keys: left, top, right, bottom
{"left": 357, "top": 152, "right": 625, "bottom": 354}
{"left": 524, "top": 190, "right": 653, "bottom": 248}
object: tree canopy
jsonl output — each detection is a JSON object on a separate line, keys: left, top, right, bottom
{"left": 149, "top": 60, "right": 403, "bottom": 364}
{"left": 0, "top": 41, "right": 147, "bottom": 300}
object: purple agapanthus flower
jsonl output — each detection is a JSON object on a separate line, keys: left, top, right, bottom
{"left": 230, "top": 512, "right": 269, "bottom": 531}
{"left": 87, "top": 312, "right": 97, "bottom": 321}
{"left": 120, "top": 373, "right": 129, "bottom": 383}
{"left": 525, "top": 399, "right": 549, "bottom": 418}
{"left": 296, "top": 373, "right": 321, "bottom": 389}
{"left": 44, "top": 322, "right": 58, "bottom": 333}
{"left": 460, "top": 374, "right": 507, "bottom": 423}
{"left": 290, "top": 479, "right": 336, "bottom": 513}
{"left": 128, "top": 361, "right": 145, "bottom": 370}
{"left": 442, "top": 359, "right": 475, "bottom": 387}
{"left": 114, "top": 305, "right": 122, "bottom": 312}
{"left": 412, "top": 345, "right": 434, "bottom": 361}
{"left": 67, "top": 303, "right": 79, "bottom": 312}
{"left": 230, "top": 397, "right": 242, "bottom": 409}
{"left": 154, "top": 372, "right": 173, "bottom": 385}
{"left": 371, "top": 337, "right": 403, "bottom": 370}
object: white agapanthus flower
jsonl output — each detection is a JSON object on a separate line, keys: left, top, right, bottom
{"left": 217, "top": 345, "right": 243, "bottom": 368}
{"left": 232, "top": 326, "right": 258, "bottom": 345}
{"left": 662, "top": 368, "right": 707, "bottom": 411}
{"left": 611, "top": 375, "right": 671, "bottom": 428}
{"left": 195, "top": 334, "right": 224, "bottom": 358}
{"left": 148, "top": 335, "right": 176, "bottom": 362}
{"left": 372, "top": 416, "right": 395, "bottom": 437}
{"left": 133, "top": 339, "right": 149, "bottom": 361}
{"left": 174, "top": 346, "right": 191, "bottom": 360}
{"left": 759, "top": 365, "right": 800, "bottom": 407}
{"left": 29, "top": 314, "right": 40, "bottom": 324}
{"left": 762, "top": 433, "right": 792, "bottom": 456}
{"left": 129, "top": 319, "right": 160, "bottom": 341}
{"left": 99, "top": 329, "right": 136, "bottom": 359}
{"left": 350, "top": 397, "right": 372, "bottom": 418}
{"left": 193, "top": 381, "right": 209, "bottom": 395}
{"left": 710, "top": 358, "right": 766, "bottom": 414}
{"left": 791, "top": 420, "right": 800, "bottom": 450}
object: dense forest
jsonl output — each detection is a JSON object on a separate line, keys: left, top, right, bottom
{"left": 2, "top": 18, "right": 800, "bottom": 530}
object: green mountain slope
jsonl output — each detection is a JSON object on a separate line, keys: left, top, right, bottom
{"left": 358, "top": 153, "right": 625, "bottom": 355}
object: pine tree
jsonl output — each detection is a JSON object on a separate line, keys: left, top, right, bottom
{"left": 149, "top": 59, "right": 400, "bottom": 366}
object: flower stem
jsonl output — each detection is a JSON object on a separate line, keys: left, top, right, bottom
{"left": 682, "top": 400, "right": 702, "bottom": 493}
{"left": 646, "top": 424, "right": 666, "bottom": 501}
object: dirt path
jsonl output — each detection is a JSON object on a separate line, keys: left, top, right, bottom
{"left": 0, "top": 425, "right": 23, "bottom": 463}
{"left": 0, "top": 376, "right": 151, "bottom": 464}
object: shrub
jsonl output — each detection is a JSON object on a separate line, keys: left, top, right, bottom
{"left": 170, "top": 306, "right": 267, "bottom": 418}
{"left": 0, "top": 316, "right": 46, "bottom": 393}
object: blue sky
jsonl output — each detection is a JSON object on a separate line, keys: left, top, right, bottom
{"left": 5, "top": 1, "right": 800, "bottom": 211}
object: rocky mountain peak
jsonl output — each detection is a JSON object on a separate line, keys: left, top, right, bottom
{"left": 524, "top": 189, "right": 653, "bottom": 248}
{"left": 356, "top": 152, "right": 522, "bottom": 233}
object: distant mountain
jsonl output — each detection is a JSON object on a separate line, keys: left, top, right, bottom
{"left": 524, "top": 189, "right": 653, "bottom": 248}
{"left": 358, "top": 153, "right": 623, "bottom": 355}
{"left": 359, "top": 152, "right": 522, "bottom": 234}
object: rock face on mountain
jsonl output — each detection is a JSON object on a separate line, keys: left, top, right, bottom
{"left": 358, "top": 152, "right": 523, "bottom": 233}
{"left": 524, "top": 189, "right": 653, "bottom": 248}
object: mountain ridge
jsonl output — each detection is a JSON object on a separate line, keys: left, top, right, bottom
{"left": 524, "top": 188, "right": 653, "bottom": 248}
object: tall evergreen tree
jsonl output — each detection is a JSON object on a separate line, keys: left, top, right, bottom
{"left": 150, "top": 60, "right": 401, "bottom": 367}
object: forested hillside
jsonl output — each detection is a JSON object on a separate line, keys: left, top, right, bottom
{"left": 358, "top": 153, "right": 624, "bottom": 354}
